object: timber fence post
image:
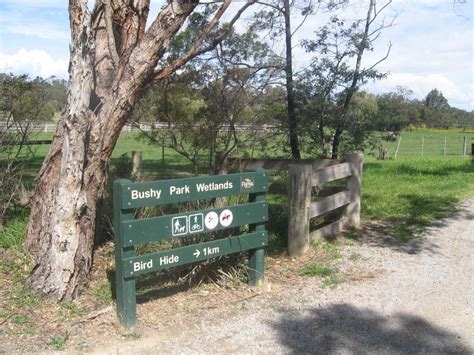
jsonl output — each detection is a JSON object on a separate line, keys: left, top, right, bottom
{"left": 344, "top": 153, "right": 363, "bottom": 228}
{"left": 131, "top": 151, "right": 142, "bottom": 180}
{"left": 161, "top": 137, "right": 165, "bottom": 166}
{"left": 394, "top": 135, "right": 402, "bottom": 159}
{"left": 288, "top": 163, "right": 312, "bottom": 256}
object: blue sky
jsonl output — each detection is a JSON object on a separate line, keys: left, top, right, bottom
{"left": 0, "top": 0, "right": 472, "bottom": 110}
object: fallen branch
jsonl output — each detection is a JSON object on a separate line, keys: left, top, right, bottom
{"left": 71, "top": 306, "right": 113, "bottom": 326}
{"left": 0, "top": 312, "right": 17, "bottom": 325}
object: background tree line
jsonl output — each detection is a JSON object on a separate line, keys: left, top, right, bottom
{"left": 0, "top": 74, "right": 67, "bottom": 225}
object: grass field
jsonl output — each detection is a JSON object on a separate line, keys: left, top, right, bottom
{"left": 3, "top": 129, "right": 474, "bottom": 251}
{"left": 381, "top": 128, "right": 474, "bottom": 157}
{"left": 362, "top": 156, "right": 474, "bottom": 239}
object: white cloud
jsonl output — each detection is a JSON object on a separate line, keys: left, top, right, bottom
{"left": 365, "top": 72, "right": 473, "bottom": 110}
{"left": 0, "top": 0, "right": 64, "bottom": 8}
{"left": 290, "top": 0, "right": 473, "bottom": 110}
{"left": 6, "top": 24, "right": 69, "bottom": 40}
{"left": 0, "top": 48, "right": 68, "bottom": 79}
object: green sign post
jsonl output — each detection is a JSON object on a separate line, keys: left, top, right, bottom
{"left": 113, "top": 169, "right": 268, "bottom": 327}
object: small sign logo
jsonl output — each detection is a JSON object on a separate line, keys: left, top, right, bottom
{"left": 189, "top": 213, "right": 204, "bottom": 233}
{"left": 219, "top": 209, "right": 233, "bottom": 227}
{"left": 172, "top": 216, "right": 188, "bottom": 236}
{"left": 241, "top": 178, "right": 254, "bottom": 189}
{"left": 204, "top": 211, "right": 219, "bottom": 230}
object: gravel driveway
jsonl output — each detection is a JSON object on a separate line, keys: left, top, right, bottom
{"left": 95, "top": 199, "right": 474, "bottom": 354}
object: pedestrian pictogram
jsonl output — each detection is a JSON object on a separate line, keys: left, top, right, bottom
{"left": 172, "top": 216, "right": 188, "bottom": 236}
{"left": 189, "top": 213, "right": 204, "bottom": 233}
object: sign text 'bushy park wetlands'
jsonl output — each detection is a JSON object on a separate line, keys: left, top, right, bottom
{"left": 131, "top": 181, "right": 234, "bottom": 200}
{"left": 121, "top": 173, "right": 267, "bottom": 208}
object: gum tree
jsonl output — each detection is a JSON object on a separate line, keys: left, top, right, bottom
{"left": 299, "top": 0, "right": 393, "bottom": 158}
{"left": 25, "top": 0, "right": 254, "bottom": 300}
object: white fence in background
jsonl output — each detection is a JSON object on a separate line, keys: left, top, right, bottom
{"left": 1, "top": 121, "right": 281, "bottom": 134}
{"left": 390, "top": 135, "right": 473, "bottom": 158}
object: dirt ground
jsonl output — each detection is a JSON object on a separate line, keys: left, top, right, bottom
{"left": 1, "top": 199, "right": 473, "bottom": 354}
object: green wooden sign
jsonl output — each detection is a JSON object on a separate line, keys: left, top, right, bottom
{"left": 114, "top": 169, "right": 268, "bottom": 327}
{"left": 123, "top": 231, "right": 267, "bottom": 277}
{"left": 118, "top": 171, "right": 267, "bottom": 209}
{"left": 121, "top": 201, "right": 268, "bottom": 246}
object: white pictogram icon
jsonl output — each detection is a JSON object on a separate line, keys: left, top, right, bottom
{"left": 204, "top": 211, "right": 219, "bottom": 230}
{"left": 172, "top": 216, "right": 188, "bottom": 236}
{"left": 189, "top": 213, "right": 204, "bottom": 233}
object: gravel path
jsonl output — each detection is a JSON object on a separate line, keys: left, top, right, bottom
{"left": 95, "top": 199, "right": 474, "bottom": 354}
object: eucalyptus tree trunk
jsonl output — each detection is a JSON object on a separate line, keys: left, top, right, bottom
{"left": 25, "top": 0, "right": 246, "bottom": 300}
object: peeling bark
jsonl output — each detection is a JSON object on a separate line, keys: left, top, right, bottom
{"left": 25, "top": 0, "right": 250, "bottom": 301}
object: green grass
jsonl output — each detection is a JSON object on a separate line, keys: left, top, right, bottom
{"left": 362, "top": 156, "right": 474, "bottom": 238}
{"left": 321, "top": 274, "right": 345, "bottom": 288}
{"left": 299, "top": 263, "right": 337, "bottom": 277}
{"left": 90, "top": 281, "right": 113, "bottom": 306}
{"left": 348, "top": 252, "right": 364, "bottom": 261}
{"left": 47, "top": 335, "right": 68, "bottom": 350}
{"left": 0, "top": 217, "right": 28, "bottom": 250}
{"left": 121, "top": 331, "right": 141, "bottom": 340}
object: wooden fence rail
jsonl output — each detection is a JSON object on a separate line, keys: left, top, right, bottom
{"left": 288, "top": 153, "right": 363, "bottom": 256}
{"left": 224, "top": 154, "right": 363, "bottom": 257}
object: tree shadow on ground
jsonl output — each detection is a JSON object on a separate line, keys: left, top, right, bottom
{"left": 273, "top": 303, "right": 471, "bottom": 354}
{"left": 353, "top": 195, "right": 474, "bottom": 255}
{"left": 347, "top": 222, "right": 442, "bottom": 255}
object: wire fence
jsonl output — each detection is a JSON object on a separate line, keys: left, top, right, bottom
{"left": 388, "top": 135, "right": 472, "bottom": 158}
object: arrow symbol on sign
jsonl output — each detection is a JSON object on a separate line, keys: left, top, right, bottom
{"left": 193, "top": 249, "right": 200, "bottom": 258}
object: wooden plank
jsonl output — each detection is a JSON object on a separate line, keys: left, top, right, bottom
{"left": 117, "top": 170, "right": 268, "bottom": 209}
{"left": 1, "top": 140, "right": 52, "bottom": 146}
{"left": 122, "top": 231, "right": 268, "bottom": 277}
{"left": 310, "top": 159, "right": 342, "bottom": 171}
{"left": 121, "top": 201, "right": 268, "bottom": 246}
{"left": 344, "top": 153, "right": 363, "bottom": 228}
{"left": 310, "top": 190, "right": 351, "bottom": 218}
{"left": 312, "top": 162, "right": 351, "bottom": 186}
{"left": 225, "top": 158, "right": 340, "bottom": 173}
{"left": 310, "top": 218, "right": 348, "bottom": 241}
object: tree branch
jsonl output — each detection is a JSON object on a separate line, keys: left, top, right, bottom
{"left": 152, "top": 0, "right": 257, "bottom": 83}
{"left": 103, "top": 0, "right": 120, "bottom": 67}
{"left": 361, "top": 41, "right": 392, "bottom": 75}
{"left": 291, "top": 0, "right": 313, "bottom": 37}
